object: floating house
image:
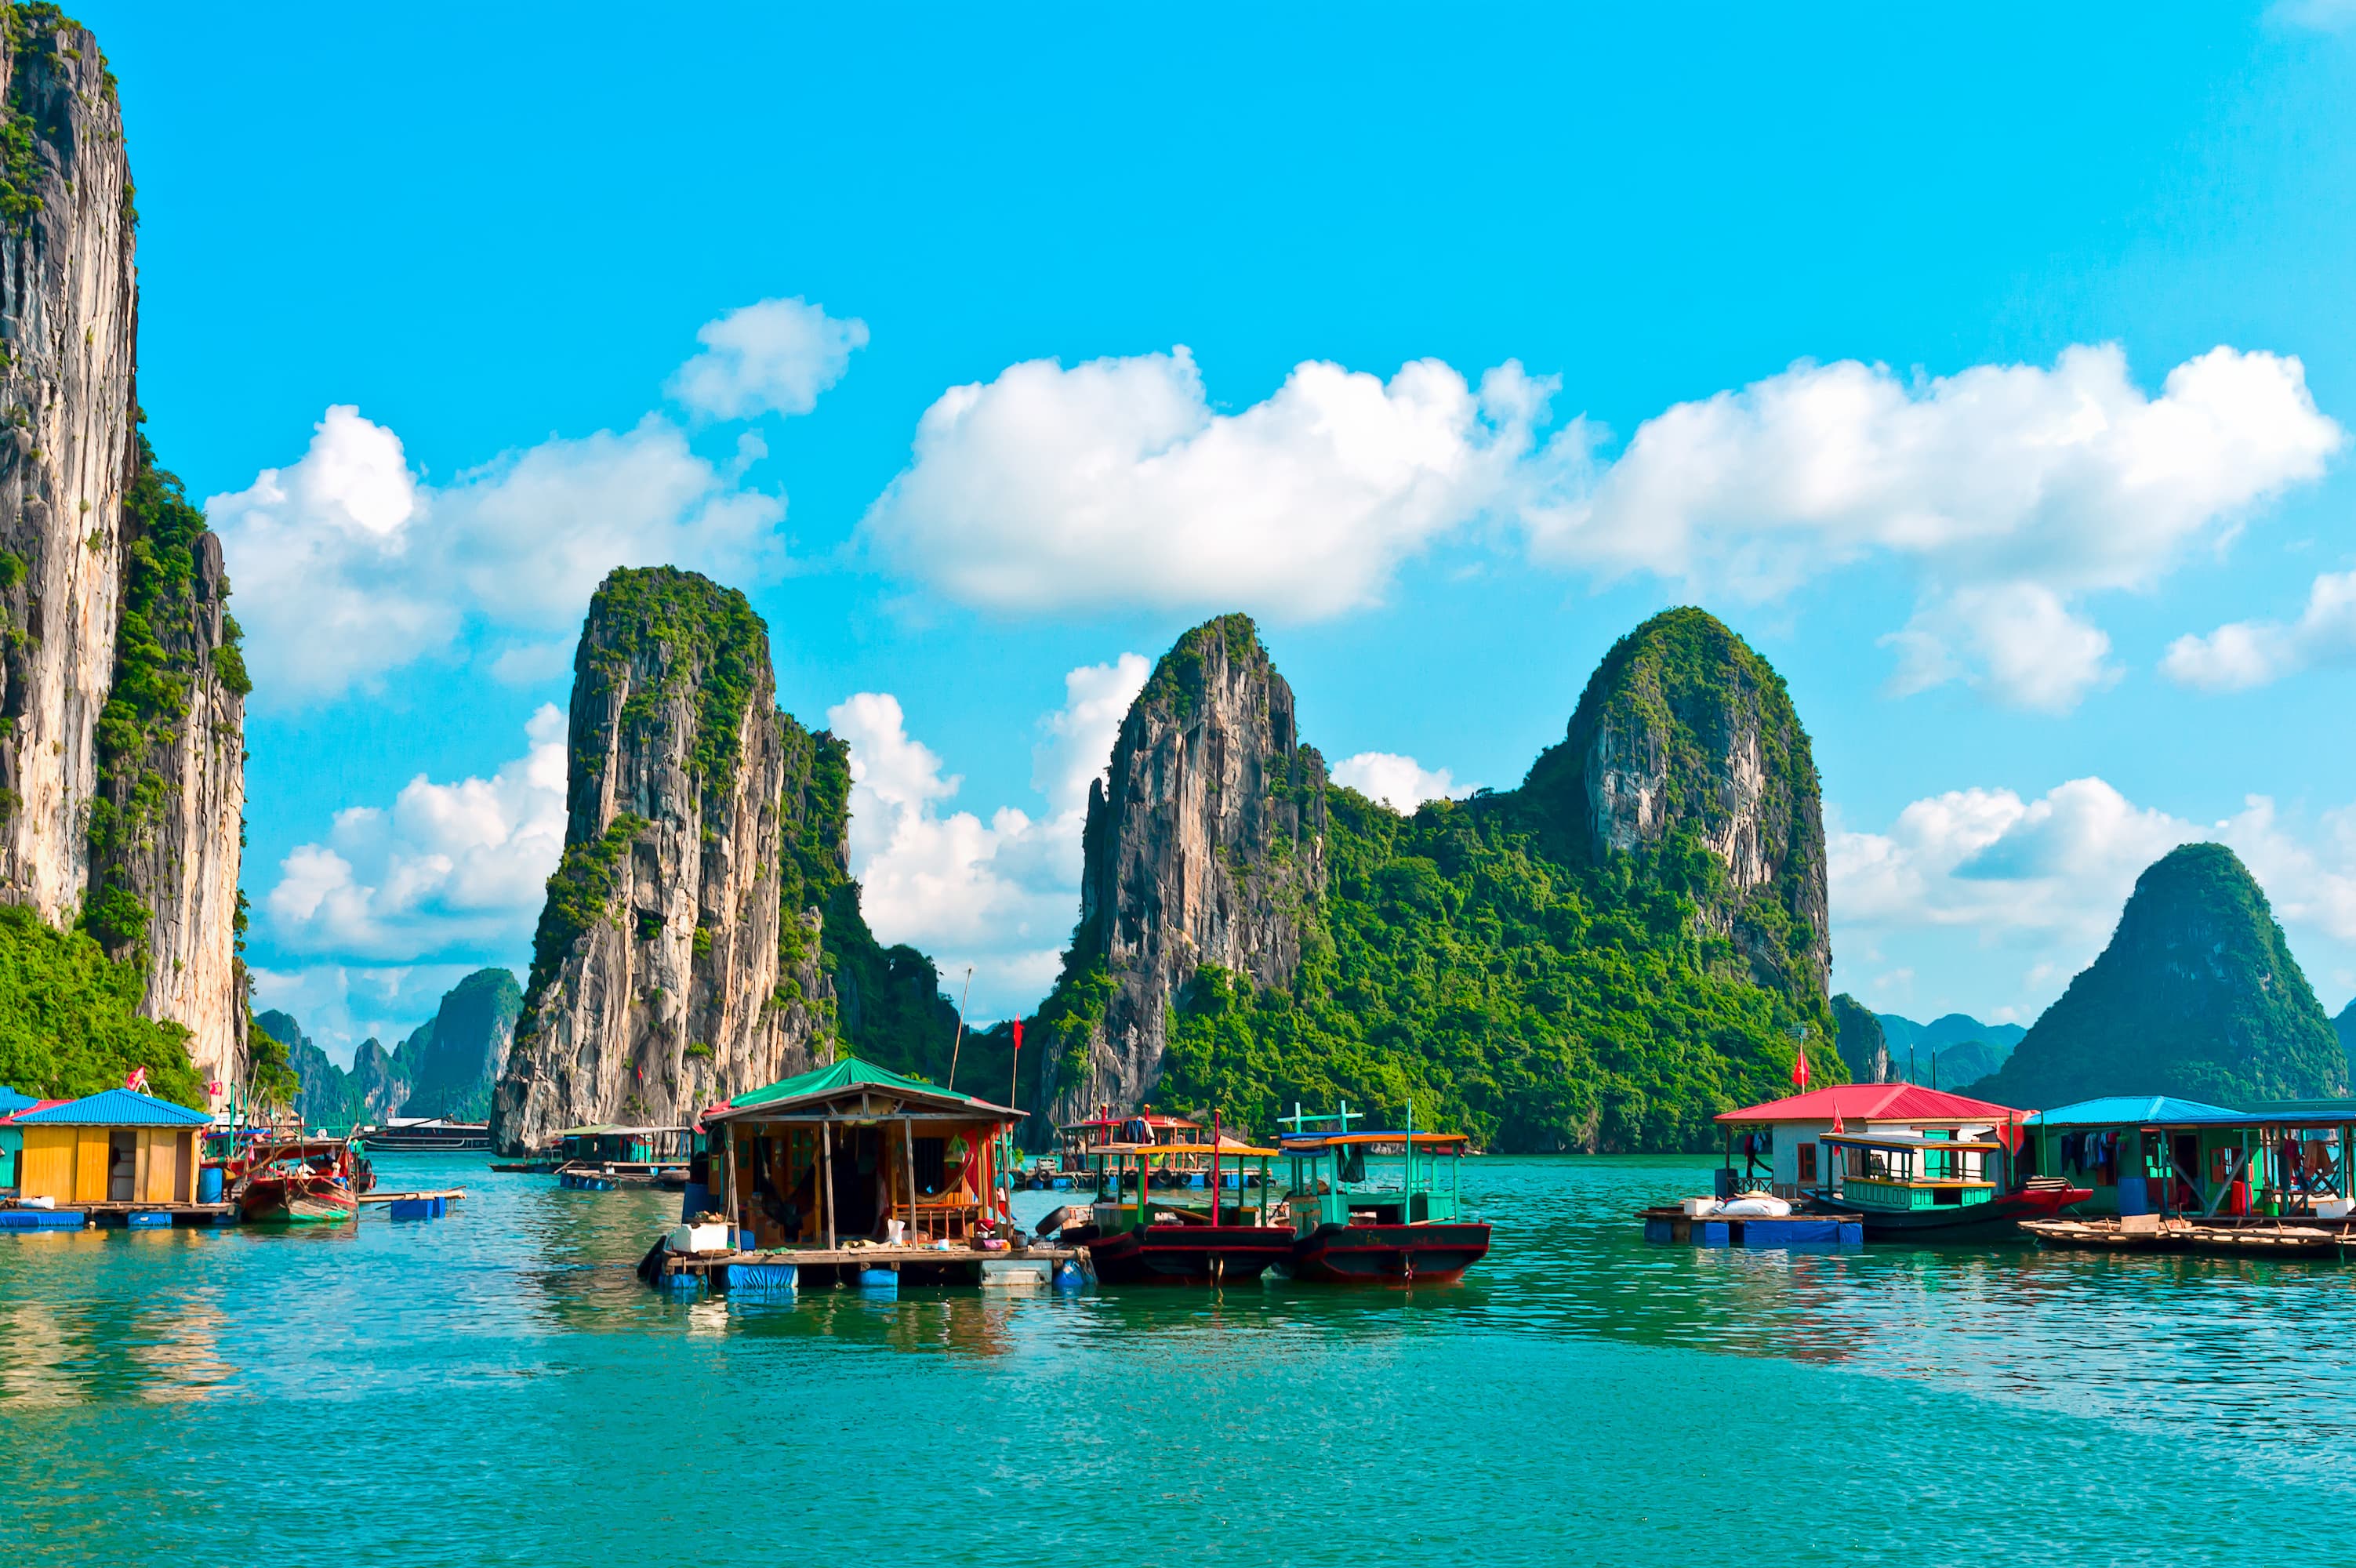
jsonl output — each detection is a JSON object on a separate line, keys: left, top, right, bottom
{"left": 2023, "top": 1096, "right": 2356, "bottom": 1218}
{"left": 7, "top": 1087, "right": 212, "bottom": 1207}
{"left": 0, "top": 1085, "right": 35, "bottom": 1192}
{"left": 1713, "top": 1084, "right": 2028, "bottom": 1200}
{"left": 555, "top": 1123, "right": 694, "bottom": 1168}
{"left": 705, "top": 1056, "right": 1024, "bottom": 1251}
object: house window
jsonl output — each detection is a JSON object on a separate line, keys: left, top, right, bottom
{"left": 1797, "top": 1142, "right": 1817, "bottom": 1182}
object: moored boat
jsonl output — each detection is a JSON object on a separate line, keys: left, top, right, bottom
{"left": 234, "top": 1138, "right": 365, "bottom": 1224}
{"left": 1276, "top": 1102, "right": 1490, "bottom": 1284}
{"left": 1807, "top": 1130, "right": 2090, "bottom": 1240}
{"left": 2020, "top": 1214, "right": 2191, "bottom": 1250}
{"left": 1050, "top": 1115, "right": 1293, "bottom": 1284}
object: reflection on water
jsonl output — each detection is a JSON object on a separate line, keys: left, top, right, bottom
{"left": 4, "top": 1153, "right": 2355, "bottom": 1563}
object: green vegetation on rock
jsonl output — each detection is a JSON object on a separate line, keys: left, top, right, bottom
{"left": 1149, "top": 784, "right": 1834, "bottom": 1151}
{"left": 1973, "top": 843, "right": 2345, "bottom": 1108}
{"left": 581, "top": 567, "right": 768, "bottom": 811}
{"left": 394, "top": 967, "right": 521, "bottom": 1120}
{"left": 1832, "top": 993, "right": 1887, "bottom": 1084}
{"left": 523, "top": 812, "right": 650, "bottom": 1004}
{"left": 0, "top": 902, "right": 200, "bottom": 1104}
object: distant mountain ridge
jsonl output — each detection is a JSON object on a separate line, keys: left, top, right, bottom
{"left": 1973, "top": 843, "right": 2344, "bottom": 1108}
{"left": 258, "top": 967, "right": 523, "bottom": 1127}
{"left": 1875, "top": 1011, "right": 2024, "bottom": 1087}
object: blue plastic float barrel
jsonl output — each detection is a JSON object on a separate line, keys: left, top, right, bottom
{"left": 198, "top": 1165, "right": 224, "bottom": 1203}
{"left": 856, "top": 1267, "right": 898, "bottom": 1293}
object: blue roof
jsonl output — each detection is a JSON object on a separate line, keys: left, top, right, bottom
{"left": 0, "top": 1086, "right": 35, "bottom": 1116}
{"left": 2025, "top": 1095, "right": 2249, "bottom": 1127}
{"left": 10, "top": 1087, "right": 212, "bottom": 1127}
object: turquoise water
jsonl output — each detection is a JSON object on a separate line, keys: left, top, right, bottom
{"left": 4, "top": 1154, "right": 2353, "bottom": 1564}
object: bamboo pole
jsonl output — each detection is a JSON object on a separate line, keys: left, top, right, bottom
{"left": 724, "top": 1122, "right": 740, "bottom": 1250}
{"left": 946, "top": 966, "right": 974, "bottom": 1094}
{"left": 902, "top": 1116, "right": 919, "bottom": 1242}
{"left": 819, "top": 1120, "right": 836, "bottom": 1250}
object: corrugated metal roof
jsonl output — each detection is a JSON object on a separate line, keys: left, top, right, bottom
{"left": 724, "top": 1054, "right": 1018, "bottom": 1119}
{"left": 9, "top": 1087, "right": 212, "bottom": 1127}
{"left": 1715, "top": 1083, "right": 2024, "bottom": 1124}
{"left": 2024, "top": 1095, "right": 2248, "bottom": 1127}
{"left": 0, "top": 1085, "right": 36, "bottom": 1116}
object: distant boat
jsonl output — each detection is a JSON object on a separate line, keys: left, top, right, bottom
{"left": 1276, "top": 1102, "right": 1491, "bottom": 1283}
{"left": 234, "top": 1138, "right": 366, "bottom": 1224}
{"left": 363, "top": 1116, "right": 492, "bottom": 1152}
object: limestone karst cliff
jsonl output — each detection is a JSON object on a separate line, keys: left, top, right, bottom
{"left": 489, "top": 569, "right": 839, "bottom": 1152}
{"left": 1034, "top": 615, "right": 1327, "bottom": 1124}
{"left": 1833, "top": 993, "right": 1890, "bottom": 1085}
{"left": 1974, "top": 843, "right": 2345, "bottom": 1108}
{"left": 1027, "top": 607, "right": 1838, "bottom": 1152}
{"left": 395, "top": 967, "right": 521, "bottom": 1120}
{"left": 0, "top": 9, "right": 246, "bottom": 1106}
{"left": 1522, "top": 607, "right": 1830, "bottom": 1007}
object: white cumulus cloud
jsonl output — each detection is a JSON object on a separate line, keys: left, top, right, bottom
{"left": 1831, "top": 775, "right": 2356, "bottom": 1018}
{"left": 2162, "top": 569, "right": 2356, "bottom": 691}
{"left": 860, "top": 347, "right": 1548, "bottom": 619}
{"left": 666, "top": 296, "right": 869, "bottom": 420}
{"left": 865, "top": 341, "right": 2336, "bottom": 715}
{"left": 830, "top": 654, "right": 1149, "bottom": 1018}
{"left": 265, "top": 704, "right": 569, "bottom": 961}
{"left": 1530, "top": 345, "right": 2340, "bottom": 710}
{"left": 209, "top": 409, "right": 788, "bottom": 702}
{"left": 1331, "top": 751, "right": 1472, "bottom": 813}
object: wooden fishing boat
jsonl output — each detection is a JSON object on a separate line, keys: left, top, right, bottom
{"left": 1047, "top": 1116, "right": 1292, "bottom": 1284}
{"left": 1808, "top": 1131, "right": 2089, "bottom": 1240}
{"left": 234, "top": 1138, "right": 365, "bottom": 1224}
{"left": 2185, "top": 1221, "right": 2342, "bottom": 1258}
{"left": 1276, "top": 1103, "right": 1490, "bottom": 1284}
{"left": 2019, "top": 1215, "right": 2192, "bottom": 1250}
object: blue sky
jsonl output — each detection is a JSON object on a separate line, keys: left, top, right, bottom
{"left": 81, "top": 2, "right": 2356, "bottom": 1058}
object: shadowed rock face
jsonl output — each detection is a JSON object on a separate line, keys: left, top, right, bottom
{"left": 0, "top": 19, "right": 244, "bottom": 1102}
{"left": 1524, "top": 607, "right": 1831, "bottom": 1006}
{"left": 1040, "top": 614, "right": 1327, "bottom": 1123}
{"left": 490, "top": 568, "right": 837, "bottom": 1152}
{"left": 1834, "top": 994, "right": 1890, "bottom": 1085}
{"left": 1977, "top": 842, "right": 2347, "bottom": 1109}
{"left": 394, "top": 968, "right": 523, "bottom": 1120}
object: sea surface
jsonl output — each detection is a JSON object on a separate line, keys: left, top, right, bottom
{"left": 4, "top": 1153, "right": 2352, "bottom": 1565}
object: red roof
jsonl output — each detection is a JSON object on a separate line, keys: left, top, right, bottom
{"left": 1715, "top": 1083, "right": 2024, "bottom": 1125}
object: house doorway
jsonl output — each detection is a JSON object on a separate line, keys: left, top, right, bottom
{"left": 107, "top": 1130, "right": 136, "bottom": 1201}
{"left": 830, "top": 1126, "right": 884, "bottom": 1238}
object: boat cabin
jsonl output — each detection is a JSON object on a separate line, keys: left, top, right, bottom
{"left": 1080, "top": 1127, "right": 1281, "bottom": 1231}
{"left": 706, "top": 1056, "right": 1022, "bottom": 1249}
{"left": 1712, "top": 1084, "right": 2027, "bottom": 1200}
{"left": 7, "top": 1088, "right": 211, "bottom": 1206}
{"left": 1276, "top": 1102, "right": 1470, "bottom": 1236}
{"left": 1821, "top": 1130, "right": 2002, "bottom": 1214}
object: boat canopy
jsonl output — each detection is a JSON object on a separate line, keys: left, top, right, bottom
{"left": 2024, "top": 1096, "right": 2247, "bottom": 1128}
{"left": 1716, "top": 1084, "right": 2023, "bottom": 1126}
{"left": 1280, "top": 1131, "right": 1471, "bottom": 1152}
{"left": 1822, "top": 1130, "right": 2006, "bottom": 1153}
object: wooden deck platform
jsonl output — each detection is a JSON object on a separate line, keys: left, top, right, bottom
{"left": 658, "top": 1242, "right": 1084, "bottom": 1290}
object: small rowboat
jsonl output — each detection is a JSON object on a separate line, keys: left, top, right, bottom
{"left": 2019, "top": 1216, "right": 2192, "bottom": 1251}
{"left": 2185, "top": 1222, "right": 2341, "bottom": 1258}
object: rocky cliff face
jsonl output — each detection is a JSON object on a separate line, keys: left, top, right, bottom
{"left": 0, "top": 16, "right": 245, "bottom": 1105}
{"left": 0, "top": 15, "right": 136, "bottom": 925}
{"left": 1523, "top": 608, "right": 1830, "bottom": 1005}
{"left": 1035, "top": 614, "right": 1327, "bottom": 1123}
{"left": 1979, "top": 843, "right": 2345, "bottom": 1108}
{"left": 256, "top": 1009, "right": 357, "bottom": 1129}
{"left": 1833, "top": 993, "right": 1889, "bottom": 1084}
{"left": 394, "top": 967, "right": 521, "bottom": 1120}
{"left": 490, "top": 568, "right": 837, "bottom": 1152}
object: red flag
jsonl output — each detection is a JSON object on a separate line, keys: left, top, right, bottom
{"left": 1790, "top": 1049, "right": 1808, "bottom": 1092}
{"left": 1008, "top": 1018, "right": 1023, "bottom": 1107}
{"left": 125, "top": 1066, "right": 149, "bottom": 1094}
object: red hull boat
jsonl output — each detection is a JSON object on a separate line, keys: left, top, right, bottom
{"left": 1082, "top": 1221, "right": 1294, "bottom": 1284}
{"left": 1288, "top": 1220, "right": 1491, "bottom": 1283}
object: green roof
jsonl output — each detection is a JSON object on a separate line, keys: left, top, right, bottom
{"left": 730, "top": 1055, "right": 961, "bottom": 1110}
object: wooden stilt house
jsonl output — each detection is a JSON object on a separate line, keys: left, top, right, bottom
{"left": 706, "top": 1057, "right": 1024, "bottom": 1250}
